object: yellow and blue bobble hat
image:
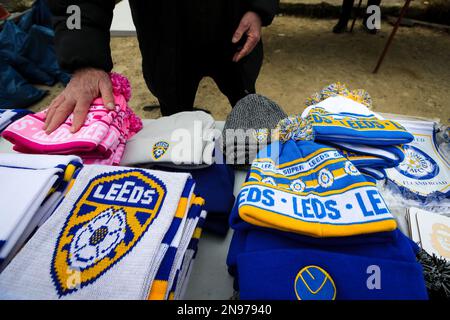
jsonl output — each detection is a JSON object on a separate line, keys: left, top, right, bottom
{"left": 305, "top": 82, "right": 373, "bottom": 109}
{"left": 303, "top": 83, "right": 413, "bottom": 146}
{"left": 235, "top": 116, "right": 397, "bottom": 238}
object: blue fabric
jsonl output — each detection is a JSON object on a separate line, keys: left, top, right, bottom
{"left": 337, "top": 148, "right": 403, "bottom": 170}
{"left": 0, "top": 62, "right": 46, "bottom": 109}
{"left": 333, "top": 143, "right": 405, "bottom": 165}
{"left": 231, "top": 228, "right": 427, "bottom": 300}
{"left": 0, "top": 21, "right": 55, "bottom": 86}
{"left": 17, "top": 0, "right": 53, "bottom": 32}
{"left": 0, "top": 1, "right": 70, "bottom": 109}
{"left": 21, "top": 25, "right": 71, "bottom": 85}
{"left": 308, "top": 113, "right": 414, "bottom": 146}
{"left": 152, "top": 164, "right": 235, "bottom": 236}
{"left": 359, "top": 167, "right": 386, "bottom": 181}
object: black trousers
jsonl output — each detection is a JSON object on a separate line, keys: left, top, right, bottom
{"left": 129, "top": 0, "right": 263, "bottom": 116}
{"left": 338, "top": 0, "right": 382, "bottom": 25}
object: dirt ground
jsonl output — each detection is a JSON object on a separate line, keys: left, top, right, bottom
{"left": 34, "top": 16, "right": 450, "bottom": 124}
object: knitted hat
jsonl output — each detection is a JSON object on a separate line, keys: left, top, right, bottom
{"left": 121, "top": 111, "right": 215, "bottom": 167}
{"left": 232, "top": 116, "right": 397, "bottom": 238}
{"left": 301, "top": 95, "right": 413, "bottom": 146}
{"left": 222, "top": 94, "right": 287, "bottom": 166}
{"left": 234, "top": 228, "right": 428, "bottom": 300}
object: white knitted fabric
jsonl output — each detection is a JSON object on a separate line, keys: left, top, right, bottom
{"left": 0, "top": 153, "right": 82, "bottom": 169}
{"left": 301, "top": 95, "right": 383, "bottom": 120}
{"left": 0, "top": 166, "right": 59, "bottom": 269}
{"left": 0, "top": 154, "right": 82, "bottom": 271}
{"left": 0, "top": 165, "right": 192, "bottom": 300}
{"left": 120, "top": 111, "right": 216, "bottom": 166}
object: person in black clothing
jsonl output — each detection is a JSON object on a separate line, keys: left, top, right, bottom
{"left": 333, "top": 0, "right": 381, "bottom": 34}
{"left": 44, "top": 0, "right": 279, "bottom": 134}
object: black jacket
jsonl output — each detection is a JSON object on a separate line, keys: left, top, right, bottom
{"left": 47, "top": 0, "right": 279, "bottom": 73}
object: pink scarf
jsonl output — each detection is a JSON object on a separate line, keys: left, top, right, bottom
{"left": 2, "top": 73, "right": 142, "bottom": 165}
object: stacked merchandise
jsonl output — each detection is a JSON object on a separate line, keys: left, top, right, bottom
{"left": 149, "top": 200, "right": 207, "bottom": 299}
{"left": 0, "top": 153, "right": 82, "bottom": 271}
{"left": 227, "top": 117, "right": 428, "bottom": 300}
{"left": 168, "top": 211, "right": 208, "bottom": 300}
{"left": 0, "top": 165, "right": 206, "bottom": 300}
{"left": 222, "top": 94, "right": 288, "bottom": 167}
{"left": 300, "top": 83, "right": 414, "bottom": 181}
{"left": 384, "top": 120, "right": 449, "bottom": 204}
{"left": 122, "top": 111, "right": 235, "bottom": 236}
{"left": 2, "top": 73, "right": 142, "bottom": 166}
{"left": 0, "top": 109, "right": 32, "bottom": 132}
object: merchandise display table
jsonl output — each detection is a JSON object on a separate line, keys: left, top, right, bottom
{"left": 0, "top": 120, "right": 412, "bottom": 300}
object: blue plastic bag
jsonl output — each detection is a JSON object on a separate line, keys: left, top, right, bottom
{"left": 18, "top": 0, "right": 53, "bottom": 32}
{"left": 0, "top": 20, "right": 55, "bottom": 85}
{"left": 0, "top": 61, "right": 47, "bottom": 109}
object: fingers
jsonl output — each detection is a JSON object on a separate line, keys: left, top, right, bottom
{"left": 71, "top": 98, "right": 91, "bottom": 133}
{"left": 233, "top": 33, "right": 259, "bottom": 62}
{"left": 44, "top": 95, "right": 65, "bottom": 131}
{"left": 232, "top": 20, "right": 249, "bottom": 44}
{"left": 45, "top": 99, "right": 75, "bottom": 134}
{"left": 232, "top": 12, "right": 261, "bottom": 62}
{"left": 99, "top": 78, "right": 115, "bottom": 110}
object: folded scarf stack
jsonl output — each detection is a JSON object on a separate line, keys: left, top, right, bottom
{"left": 0, "top": 165, "right": 206, "bottom": 300}
{"left": 167, "top": 210, "right": 207, "bottom": 300}
{"left": 0, "top": 153, "right": 82, "bottom": 271}
{"left": 385, "top": 120, "right": 450, "bottom": 203}
{"left": 2, "top": 73, "right": 143, "bottom": 166}
{"left": 148, "top": 198, "right": 207, "bottom": 300}
{"left": 0, "top": 109, "right": 33, "bottom": 132}
{"left": 227, "top": 117, "right": 428, "bottom": 300}
{"left": 122, "top": 111, "right": 235, "bottom": 236}
{"left": 301, "top": 83, "right": 414, "bottom": 180}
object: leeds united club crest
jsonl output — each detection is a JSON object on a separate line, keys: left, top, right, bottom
{"left": 51, "top": 170, "right": 167, "bottom": 296}
{"left": 294, "top": 265, "right": 336, "bottom": 300}
{"left": 152, "top": 141, "right": 170, "bottom": 160}
{"left": 396, "top": 145, "right": 439, "bottom": 180}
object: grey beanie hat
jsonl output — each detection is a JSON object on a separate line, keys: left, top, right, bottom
{"left": 222, "top": 94, "right": 287, "bottom": 166}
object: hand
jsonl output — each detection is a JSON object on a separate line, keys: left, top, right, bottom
{"left": 44, "top": 67, "right": 115, "bottom": 134}
{"left": 232, "top": 11, "right": 262, "bottom": 63}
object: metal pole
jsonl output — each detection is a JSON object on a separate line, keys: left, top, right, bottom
{"left": 373, "top": 0, "right": 413, "bottom": 73}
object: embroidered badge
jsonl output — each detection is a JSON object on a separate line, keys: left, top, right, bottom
{"left": 51, "top": 170, "right": 167, "bottom": 296}
{"left": 253, "top": 128, "right": 269, "bottom": 143}
{"left": 294, "top": 266, "right": 336, "bottom": 300}
{"left": 152, "top": 141, "right": 170, "bottom": 160}
{"left": 344, "top": 161, "right": 360, "bottom": 176}
{"left": 396, "top": 145, "right": 439, "bottom": 180}
{"left": 290, "top": 179, "right": 306, "bottom": 193}
{"left": 318, "top": 168, "right": 334, "bottom": 188}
